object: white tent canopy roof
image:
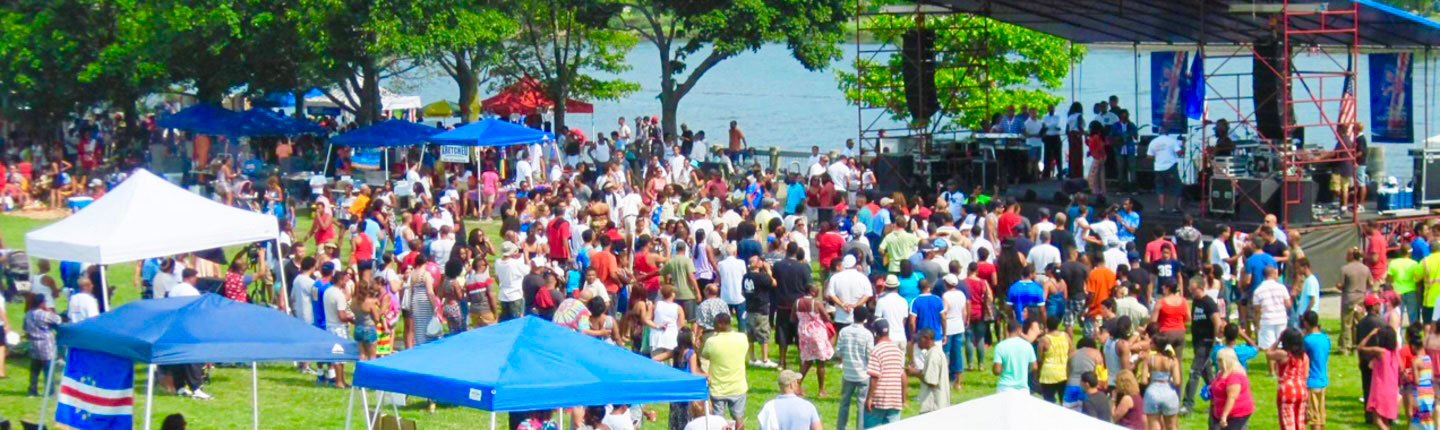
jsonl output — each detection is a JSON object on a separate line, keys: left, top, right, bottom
{"left": 871, "top": 390, "right": 1126, "bottom": 430}
{"left": 25, "top": 169, "right": 280, "bottom": 265}
{"left": 307, "top": 87, "right": 423, "bottom": 111}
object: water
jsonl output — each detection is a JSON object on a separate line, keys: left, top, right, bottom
{"left": 400, "top": 43, "right": 1440, "bottom": 182}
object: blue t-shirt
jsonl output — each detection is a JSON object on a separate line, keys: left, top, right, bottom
{"left": 784, "top": 183, "right": 806, "bottom": 215}
{"left": 896, "top": 272, "right": 925, "bottom": 305}
{"left": 1304, "top": 333, "right": 1331, "bottom": 389}
{"left": 1212, "top": 343, "right": 1259, "bottom": 373}
{"left": 910, "top": 294, "right": 945, "bottom": 341}
{"left": 140, "top": 258, "right": 161, "bottom": 284}
{"left": 737, "top": 239, "right": 763, "bottom": 263}
{"left": 1117, "top": 211, "right": 1139, "bottom": 242}
{"left": 1414, "top": 237, "right": 1432, "bottom": 261}
{"left": 312, "top": 280, "right": 332, "bottom": 330}
{"left": 1007, "top": 280, "right": 1045, "bottom": 323}
{"left": 1243, "top": 253, "right": 1278, "bottom": 291}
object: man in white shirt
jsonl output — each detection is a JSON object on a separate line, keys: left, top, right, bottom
{"left": 969, "top": 225, "right": 995, "bottom": 263}
{"left": 1023, "top": 107, "right": 1045, "bottom": 173}
{"left": 1209, "top": 226, "right": 1235, "bottom": 283}
{"left": 515, "top": 155, "right": 534, "bottom": 184}
{"left": 152, "top": 259, "right": 179, "bottom": 300}
{"left": 494, "top": 242, "right": 529, "bottom": 321}
{"left": 1102, "top": 242, "right": 1128, "bottom": 273}
{"left": 874, "top": 275, "right": 910, "bottom": 346}
{"left": 827, "top": 157, "right": 852, "bottom": 193}
{"left": 291, "top": 257, "right": 318, "bottom": 324}
{"left": 1027, "top": 231, "right": 1061, "bottom": 276}
{"left": 1252, "top": 266, "right": 1292, "bottom": 349}
{"left": 808, "top": 154, "right": 829, "bottom": 178}
{"left": 167, "top": 269, "right": 201, "bottom": 298}
{"left": 804, "top": 146, "right": 822, "bottom": 169}
{"left": 68, "top": 278, "right": 100, "bottom": 322}
{"left": 717, "top": 245, "right": 748, "bottom": 313}
{"left": 1146, "top": 134, "right": 1185, "bottom": 213}
{"left": 826, "top": 255, "right": 873, "bottom": 325}
{"left": 1041, "top": 105, "right": 1063, "bottom": 177}
{"left": 616, "top": 116, "right": 632, "bottom": 150}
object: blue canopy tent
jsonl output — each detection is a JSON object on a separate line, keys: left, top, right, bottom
{"left": 353, "top": 316, "right": 707, "bottom": 429}
{"left": 233, "top": 108, "right": 327, "bottom": 137}
{"left": 325, "top": 119, "right": 444, "bottom": 180}
{"left": 254, "top": 88, "right": 328, "bottom": 108}
{"left": 155, "top": 103, "right": 243, "bottom": 136}
{"left": 45, "top": 294, "right": 359, "bottom": 430}
{"left": 427, "top": 118, "right": 554, "bottom": 147}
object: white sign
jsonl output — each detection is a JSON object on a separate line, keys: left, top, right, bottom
{"left": 468, "top": 388, "right": 485, "bottom": 402}
{"left": 440, "top": 145, "right": 471, "bottom": 163}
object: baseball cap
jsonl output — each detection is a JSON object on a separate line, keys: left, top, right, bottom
{"left": 1365, "top": 293, "right": 1382, "bottom": 307}
{"left": 870, "top": 319, "right": 890, "bottom": 337}
{"left": 932, "top": 238, "right": 949, "bottom": 250}
{"left": 501, "top": 241, "right": 520, "bottom": 256}
{"left": 777, "top": 370, "right": 803, "bottom": 388}
{"left": 918, "top": 241, "right": 935, "bottom": 252}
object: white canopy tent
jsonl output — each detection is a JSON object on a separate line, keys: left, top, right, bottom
{"left": 307, "top": 87, "right": 424, "bottom": 112}
{"left": 871, "top": 390, "right": 1126, "bottom": 430}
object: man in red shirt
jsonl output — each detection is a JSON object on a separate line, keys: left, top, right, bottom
{"left": 1143, "top": 227, "right": 1177, "bottom": 264}
{"left": 546, "top": 210, "right": 572, "bottom": 262}
{"left": 997, "top": 201, "right": 1023, "bottom": 241}
{"left": 589, "top": 235, "right": 620, "bottom": 296}
{"left": 815, "top": 220, "right": 845, "bottom": 274}
{"left": 1366, "top": 221, "right": 1389, "bottom": 281}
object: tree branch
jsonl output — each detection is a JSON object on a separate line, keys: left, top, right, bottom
{"left": 675, "top": 49, "right": 729, "bottom": 100}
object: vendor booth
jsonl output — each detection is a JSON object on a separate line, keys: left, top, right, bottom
{"left": 353, "top": 316, "right": 707, "bottom": 430}
{"left": 871, "top": 390, "right": 1125, "bottom": 430}
{"left": 43, "top": 294, "right": 359, "bottom": 429}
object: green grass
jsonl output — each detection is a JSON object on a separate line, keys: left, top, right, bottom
{"left": 0, "top": 213, "right": 1373, "bottom": 429}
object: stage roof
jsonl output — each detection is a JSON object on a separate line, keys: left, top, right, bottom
{"left": 921, "top": 0, "right": 1440, "bottom": 48}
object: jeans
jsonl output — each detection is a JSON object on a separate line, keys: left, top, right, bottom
{"left": 968, "top": 321, "right": 989, "bottom": 368}
{"left": 1183, "top": 342, "right": 1215, "bottom": 409}
{"left": 499, "top": 300, "right": 524, "bottom": 321}
{"left": 864, "top": 408, "right": 900, "bottom": 429}
{"left": 1118, "top": 153, "right": 1137, "bottom": 191}
{"left": 29, "top": 359, "right": 50, "bottom": 395}
{"left": 730, "top": 304, "right": 748, "bottom": 331}
{"left": 946, "top": 333, "right": 966, "bottom": 379}
{"left": 1403, "top": 291, "right": 1422, "bottom": 325}
{"left": 837, "top": 380, "right": 868, "bottom": 430}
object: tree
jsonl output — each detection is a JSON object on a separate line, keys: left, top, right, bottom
{"left": 836, "top": 13, "right": 1084, "bottom": 131}
{"left": 502, "top": 0, "right": 639, "bottom": 134}
{"left": 385, "top": 1, "right": 514, "bottom": 123}
{"left": 613, "top": 0, "right": 850, "bottom": 137}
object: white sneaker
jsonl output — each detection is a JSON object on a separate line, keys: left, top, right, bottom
{"left": 762, "top": 361, "right": 780, "bottom": 369}
{"left": 748, "top": 360, "right": 762, "bottom": 367}
{"left": 190, "top": 389, "right": 213, "bottom": 400}
{"left": 176, "top": 387, "right": 192, "bottom": 397}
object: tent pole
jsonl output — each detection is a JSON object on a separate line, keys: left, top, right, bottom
{"left": 490, "top": 411, "right": 496, "bottom": 430}
{"left": 143, "top": 364, "right": 156, "bottom": 430}
{"left": 99, "top": 265, "right": 109, "bottom": 313}
{"left": 251, "top": 362, "right": 260, "bottom": 430}
{"left": 36, "top": 354, "right": 57, "bottom": 430}
{"left": 360, "top": 388, "right": 372, "bottom": 430}
{"left": 323, "top": 143, "right": 334, "bottom": 178}
{"left": 345, "top": 386, "right": 355, "bottom": 430}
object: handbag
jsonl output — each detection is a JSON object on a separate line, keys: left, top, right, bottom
{"left": 425, "top": 316, "right": 443, "bottom": 338}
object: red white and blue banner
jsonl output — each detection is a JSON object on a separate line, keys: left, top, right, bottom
{"left": 56, "top": 348, "right": 134, "bottom": 430}
{"left": 1151, "top": 51, "right": 1190, "bottom": 134}
{"left": 1369, "top": 52, "right": 1414, "bottom": 143}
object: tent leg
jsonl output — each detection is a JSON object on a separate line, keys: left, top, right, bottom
{"left": 99, "top": 265, "right": 109, "bottom": 313}
{"left": 345, "top": 386, "right": 356, "bottom": 430}
{"left": 251, "top": 362, "right": 259, "bottom": 430}
{"left": 360, "top": 388, "right": 373, "bottom": 430}
{"left": 35, "top": 354, "right": 57, "bottom": 430}
{"left": 490, "top": 410, "right": 496, "bottom": 430}
{"left": 143, "top": 364, "right": 157, "bottom": 430}
{"left": 323, "top": 143, "right": 333, "bottom": 178}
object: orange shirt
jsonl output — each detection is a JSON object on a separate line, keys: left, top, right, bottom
{"left": 1086, "top": 266, "right": 1116, "bottom": 317}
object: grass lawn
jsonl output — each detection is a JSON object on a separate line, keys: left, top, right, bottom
{"left": 0, "top": 213, "right": 1374, "bottom": 429}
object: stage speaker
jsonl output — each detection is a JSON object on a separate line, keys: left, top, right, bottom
{"left": 1415, "top": 151, "right": 1440, "bottom": 206}
{"left": 1234, "top": 177, "right": 1316, "bottom": 224}
{"left": 1209, "top": 178, "right": 1236, "bottom": 214}
{"left": 902, "top": 28, "right": 938, "bottom": 122}
{"left": 873, "top": 155, "right": 915, "bottom": 194}
{"left": 1253, "top": 38, "right": 1288, "bottom": 143}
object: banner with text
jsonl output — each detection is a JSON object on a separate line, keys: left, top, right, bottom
{"left": 1369, "top": 52, "right": 1414, "bottom": 143}
{"left": 439, "top": 145, "right": 471, "bottom": 163}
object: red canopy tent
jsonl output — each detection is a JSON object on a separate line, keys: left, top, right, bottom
{"left": 482, "top": 77, "right": 594, "bottom": 117}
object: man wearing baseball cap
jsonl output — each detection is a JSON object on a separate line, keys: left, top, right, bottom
{"left": 756, "top": 370, "right": 822, "bottom": 430}
{"left": 826, "top": 255, "right": 872, "bottom": 328}
{"left": 494, "top": 241, "right": 528, "bottom": 321}
{"left": 864, "top": 318, "right": 905, "bottom": 427}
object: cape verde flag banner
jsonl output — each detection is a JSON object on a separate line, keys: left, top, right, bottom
{"left": 56, "top": 348, "right": 135, "bottom": 429}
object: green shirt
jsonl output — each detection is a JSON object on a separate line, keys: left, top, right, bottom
{"left": 1417, "top": 254, "right": 1440, "bottom": 307}
{"left": 1389, "top": 257, "right": 1419, "bottom": 295}
{"left": 700, "top": 331, "right": 750, "bottom": 397}
{"left": 993, "top": 336, "right": 1036, "bottom": 392}
{"left": 878, "top": 230, "right": 919, "bottom": 272}
{"left": 662, "top": 256, "right": 698, "bottom": 301}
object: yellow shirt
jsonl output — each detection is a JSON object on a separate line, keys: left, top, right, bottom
{"left": 700, "top": 331, "right": 749, "bottom": 397}
{"left": 349, "top": 195, "right": 370, "bottom": 218}
{"left": 1416, "top": 254, "right": 1440, "bottom": 308}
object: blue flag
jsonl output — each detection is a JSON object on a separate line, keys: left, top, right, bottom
{"left": 55, "top": 348, "right": 135, "bottom": 430}
{"left": 1184, "top": 54, "right": 1206, "bottom": 120}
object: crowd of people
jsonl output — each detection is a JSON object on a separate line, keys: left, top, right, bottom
{"left": 1, "top": 103, "right": 1428, "bottom": 430}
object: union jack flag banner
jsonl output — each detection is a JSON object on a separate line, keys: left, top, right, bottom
{"left": 55, "top": 348, "right": 135, "bottom": 430}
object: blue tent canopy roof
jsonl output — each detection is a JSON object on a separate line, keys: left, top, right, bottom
{"left": 924, "top": 0, "right": 1440, "bottom": 48}
{"left": 427, "top": 118, "right": 554, "bottom": 147}
{"left": 330, "top": 119, "right": 443, "bottom": 147}
{"left": 234, "top": 108, "right": 327, "bottom": 137}
{"left": 353, "top": 316, "right": 708, "bottom": 412}
{"left": 57, "top": 294, "right": 358, "bottom": 365}
{"left": 155, "top": 104, "right": 243, "bottom": 136}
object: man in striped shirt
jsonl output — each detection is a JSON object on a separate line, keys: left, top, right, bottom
{"left": 865, "top": 319, "right": 906, "bottom": 428}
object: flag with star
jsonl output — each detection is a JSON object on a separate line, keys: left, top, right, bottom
{"left": 56, "top": 348, "right": 134, "bottom": 429}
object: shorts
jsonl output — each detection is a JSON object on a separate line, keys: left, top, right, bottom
{"left": 1065, "top": 298, "right": 1087, "bottom": 326}
{"left": 1156, "top": 166, "right": 1181, "bottom": 196}
{"left": 746, "top": 311, "right": 772, "bottom": 343}
{"left": 1307, "top": 388, "right": 1326, "bottom": 426}
{"left": 353, "top": 325, "right": 378, "bottom": 343}
{"left": 775, "top": 309, "right": 799, "bottom": 345}
{"left": 1258, "top": 322, "right": 1285, "bottom": 349}
{"left": 1233, "top": 287, "right": 1253, "bottom": 307}
{"left": 329, "top": 325, "right": 352, "bottom": 340}
{"left": 677, "top": 299, "right": 697, "bottom": 323}
{"left": 711, "top": 395, "right": 746, "bottom": 421}
{"left": 1062, "top": 385, "right": 1087, "bottom": 410}
{"left": 1143, "top": 383, "right": 1181, "bottom": 416}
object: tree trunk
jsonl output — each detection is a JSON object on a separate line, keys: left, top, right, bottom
{"left": 455, "top": 55, "right": 478, "bottom": 124}
{"left": 360, "top": 59, "right": 381, "bottom": 126}
{"left": 120, "top": 93, "right": 141, "bottom": 150}
{"left": 660, "top": 90, "right": 679, "bottom": 141}
{"left": 292, "top": 89, "right": 307, "bottom": 119}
